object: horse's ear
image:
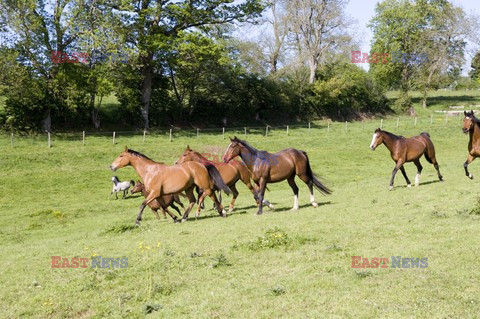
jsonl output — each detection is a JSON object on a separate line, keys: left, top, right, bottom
{"left": 465, "top": 110, "right": 467, "bottom": 115}
{"left": 233, "top": 135, "right": 238, "bottom": 140}
{"left": 472, "top": 110, "right": 475, "bottom": 115}
{"left": 186, "top": 145, "right": 190, "bottom": 150}
{"left": 229, "top": 136, "right": 234, "bottom": 141}
{"left": 124, "top": 146, "right": 128, "bottom": 151}
{"left": 375, "top": 128, "right": 380, "bottom": 133}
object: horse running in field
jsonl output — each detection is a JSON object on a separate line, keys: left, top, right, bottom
{"left": 110, "top": 147, "right": 231, "bottom": 224}
{"left": 222, "top": 137, "right": 331, "bottom": 215}
{"left": 109, "top": 176, "right": 134, "bottom": 199}
{"left": 369, "top": 128, "right": 443, "bottom": 190}
{"left": 175, "top": 145, "right": 257, "bottom": 214}
{"left": 462, "top": 110, "right": 480, "bottom": 179}
{"left": 130, "top": 181, "right": 184, "bottom": 219}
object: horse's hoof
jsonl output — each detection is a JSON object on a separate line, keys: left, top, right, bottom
{"left": 228, "top": 206, "right": 234, "bottom": 213}
{"left": 268, "top": 204, "right": 275, "bottom": 209}
{"left": 469, "top": 174, "right": 474, "bottom": 179}
{"left": 135, "top": 222, "right": 140, "bottom": 227}
{"left": 181, "top": 218, "right": 187, "bottom": 223}
{"left": 311, "top": 202, "right": 318, "bottom": 208}
{"left": 290, "top": 207, "right": 299, "bottom": 211}
{"left": 389, "top": 186, "right": 394, "bottom": 191}
{"left": 407, "top": 184, "right": 412, "bottom": 188}
{"left": 256, "top": 211, "right": 263, "bottom": 215}
{"left": 173, "top": 219, "right": 180, "bottom": 224}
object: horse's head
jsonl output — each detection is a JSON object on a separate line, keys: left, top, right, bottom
{"left": 110, "top": 147, "right": 132, "bottom": 171}
{"left": 463, "top": 110, "right": 475, "bottom": 134}
{"left": 175, "top": 145, "right": 194, "bottom": 164}
{"left": 370, "top": 128, "right": 384, "bottom": 150}
{"left": 130, "top": 180, "right": 144, "bottom": 194}
{"left": 223, "top": 136, "right": 242, "bottom": 163}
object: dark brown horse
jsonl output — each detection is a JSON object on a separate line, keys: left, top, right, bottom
{"left": 175, "top": 145, "right": 256, "bottom": 214}
{"left": 369, "top": 128, "right": 443, "bottom": 190}
{"left": 110, "top": 147, "right": 231, "bottom": 224}
{"left": 462, "top": 110, "right": 480, "bottom": 179}
{"left": 222, "top": 137, "right": 331, "bottom": 215}
{"left": 130, "top": 181, "right": 184, "bottom": 219}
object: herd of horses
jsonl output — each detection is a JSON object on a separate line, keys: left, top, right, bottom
{"left": 109, "top": 110, "right": 480, "bottom": 225}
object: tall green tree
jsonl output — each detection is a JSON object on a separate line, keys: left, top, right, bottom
{"left": 104, "top": 0, "right": 264, "bottom": 129}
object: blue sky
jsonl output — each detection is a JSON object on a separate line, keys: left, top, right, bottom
{"left": 346, "top": 0, "right": 480, "bottom": 73}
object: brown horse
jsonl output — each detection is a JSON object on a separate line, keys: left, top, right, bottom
{"left": 222, "top": 137, "right": 331, "bottom": 215}
{"left": 369, "top": 128, "right": 443, "bottom": 190}
{"left": 462, "top": 110, "right": 480, "bottom": 179}
{"left": 110, "top": 147, "right": 231, "bottom": 224}
{"left": 130, "top": 181, "right": 184, "bottom": 219}
{"left": 175, "top": 145, "right": 256, "bottom": 213}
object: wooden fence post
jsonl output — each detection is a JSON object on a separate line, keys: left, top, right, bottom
{"left": 82, "top": 131, "right": 85, "bottom": 145}
{"left": 169, "top": 129, "right": 172, "bottom": 142}
{"left": 112, "top": 132, "right": 115, "bottom": 145}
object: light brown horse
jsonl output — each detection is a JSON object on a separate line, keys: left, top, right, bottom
{"left": 462, "top": 110, "right": 480, "bottom": 179}
{"left": 222, "top": 137, "right": 331, "bottom": 215}
{"left": 175, "top": 145, "right": 256, "bottom": 213}
{"left": 130, "top": 181, "right": 184, "bottom": 219}
{"left": 110, "top": 147, "right": 231, "bottom": 224}
{"left": 369, "top": 128, "right": 443, "bottom": 190}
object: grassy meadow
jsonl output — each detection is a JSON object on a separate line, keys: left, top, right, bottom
{"left": 2, "top": 91, "right": 480, "bottom": 318}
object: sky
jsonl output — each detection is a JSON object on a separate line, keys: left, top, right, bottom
{"left": 345, "top": 0, "right": 480, "bottom": 73}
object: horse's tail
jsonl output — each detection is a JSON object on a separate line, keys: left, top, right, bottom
{"left": 205, "top": 164, "right": 232, "bottom": 195}
{"left": 302, "top": 151, "right": 331, "bottom": 195}
{"left": 420, "top": 132, "right": 430, "bottom": 138}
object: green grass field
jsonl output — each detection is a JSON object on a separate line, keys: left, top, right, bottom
{"left": 2, "top": 115, "right": 480, "bottom": 318}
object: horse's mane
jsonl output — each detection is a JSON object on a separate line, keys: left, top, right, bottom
{"left": 380, "top": 130, "right": 404, "bottom": 140}
{"left": 234, "top": 138, "right": 261, "bottom": 156}
{"left": 127, "top": 149, "right": 153, "bottom": 160}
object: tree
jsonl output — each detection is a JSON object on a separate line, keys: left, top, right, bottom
{"left": 104, "top": 0, "right": 264, "bottom": 129}
{"left": 286, "top": 0, "right": 351, "bottom": 83}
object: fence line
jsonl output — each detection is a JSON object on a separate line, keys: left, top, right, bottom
{"left": 3, "top": 114, "right": 465, "bottom": 148}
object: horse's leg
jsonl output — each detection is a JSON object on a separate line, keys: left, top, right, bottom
{"left": 181, "top": 187, "right": 197, "bottom": 222}
{"left": 115, "top": 192, "right": 118, "bottom": 200}
{"left": 227, "top": 183, "right": 239, "bottom": 213}
{"left": 170, "top": 202, "right": 182, "bottom": 216}
{"left": 297, "top": 173, "right": 317, "bottom": 208}
{"left": 122, "top": 190, "right": 127, "bottom": 199}
{"left": 256, "top": 178, "right": 267, "bottom": 215}
{"left": 413, "top": 159, "right": 423, "bottom": 186}
{"left": 195, "top": 186, "right": 205, "bottom": 210}
{"left": 151, "top": 208, "right": 161, "bottom": 219}
{"left": 205, "top": 189, "right": 226, "bottom": 217}
{"left": 195, "top": 192, "right": 208, "bottom": 218}
{"left": 136, "top": 191, "right": 160, "bottom": 225}
{"left": 399, "top": 165, "right": 412, "bottom": 187}
{"left": 389, "top": 161, "right": 404, "bottom": 191}
{"left": 464, "top": 154, "right": 475, "bottom": 179}
{"left": 287, "top": 175, "right": 299, "bottom": 211}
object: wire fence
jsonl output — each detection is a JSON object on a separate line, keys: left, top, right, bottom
{"left": 2, "top": 113, "right": 464, "bottom": 148}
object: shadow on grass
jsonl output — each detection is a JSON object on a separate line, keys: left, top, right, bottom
{"left": 270, "top": 201, "right": 332, "bottom": 212}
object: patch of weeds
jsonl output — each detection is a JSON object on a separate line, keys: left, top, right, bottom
{"left": 355, "top": 270, "right": 373, "bottom": 279}
{"left": 190, "top": 252, "right": 202, "bottom": 258}
{"left": 469, "top": 197, "right": 480, "bottom": 215}
{"left": 29, "top": 209, "right": 66, "bottom": 222}
{"left": 153, "top": 283, "right": 174, "bottom": 296}
{"left": 210, "top": 252, "right": 232, "bottom": 268}
{"left": 325, "top": 243, "right": 343, "bottom": 253}
{"left": 26, "top": 222, "right": 43, "bottom": 230}
{"left": 247, "top": 227, "right": 291, "bottom": 251}
{"left": 295, "top": 235, "right": 318, "bottom": 246}
{"left": 270, "top": 285, "right": 286, "bottom": 296}
{"left": 143, "top": 302, "right": 162, "bottom": 314}
{"left": 100, "top": 224, "right": 138, "bottom": 236}
{"left": 371, "top": 199, "right": 378, "bottom": 204}
{"left": 179, "top": 230, "right": 190, "bottom": 235}
{"left": 431, "top": 207, "right": 447, "bottom": 218}
{"left": 104, "top": 270, "right": 117, "bottom": 281}
{"left": 29, "top": 209, "right": 54, "bottom": 217}
{"left": 164, "top": 249, "right": 175, "bottom": 257}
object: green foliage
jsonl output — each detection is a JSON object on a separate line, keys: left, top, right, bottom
{"left": 248, "top": 227, "right": 291, "bottom": 250}
{"left": 302, "top": 63, "right": 389, "bottom": 120}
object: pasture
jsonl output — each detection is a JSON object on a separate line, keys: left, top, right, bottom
{"left": 1, "top": 117, "right": 480, "bottom": 318}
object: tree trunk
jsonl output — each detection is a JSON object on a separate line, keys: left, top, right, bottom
{"left": 422, "top": 87, "right": 428, "bottom": 108}
{"left": 308, "top": 58, "right": 317, "bottom": 84}
{"left": 42, "top": 109, "right": 51, "bottom": 132}
{"left": 140, "top": 54, "right": 154, "bottom": 129}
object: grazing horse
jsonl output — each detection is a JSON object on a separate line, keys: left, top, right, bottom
{"left": 222, "top": 137, "right": 331, "bottom": 215}
{"left": 175, "top": 145, "right": 256, "bottom": 213}
{"left": 130, "top": 181, "right": 184, "bottom": 219}
{"left": 110, "top": 147, "right": 231, "bottom": 224}
{"left": 462, "top": 110, "right": 480, "bottom": 179}
{"left": 109, "top": 176, "right": 134, "bottom": 199}
{"left": 369, "top": 128, "right": 443, "bottom": 190}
